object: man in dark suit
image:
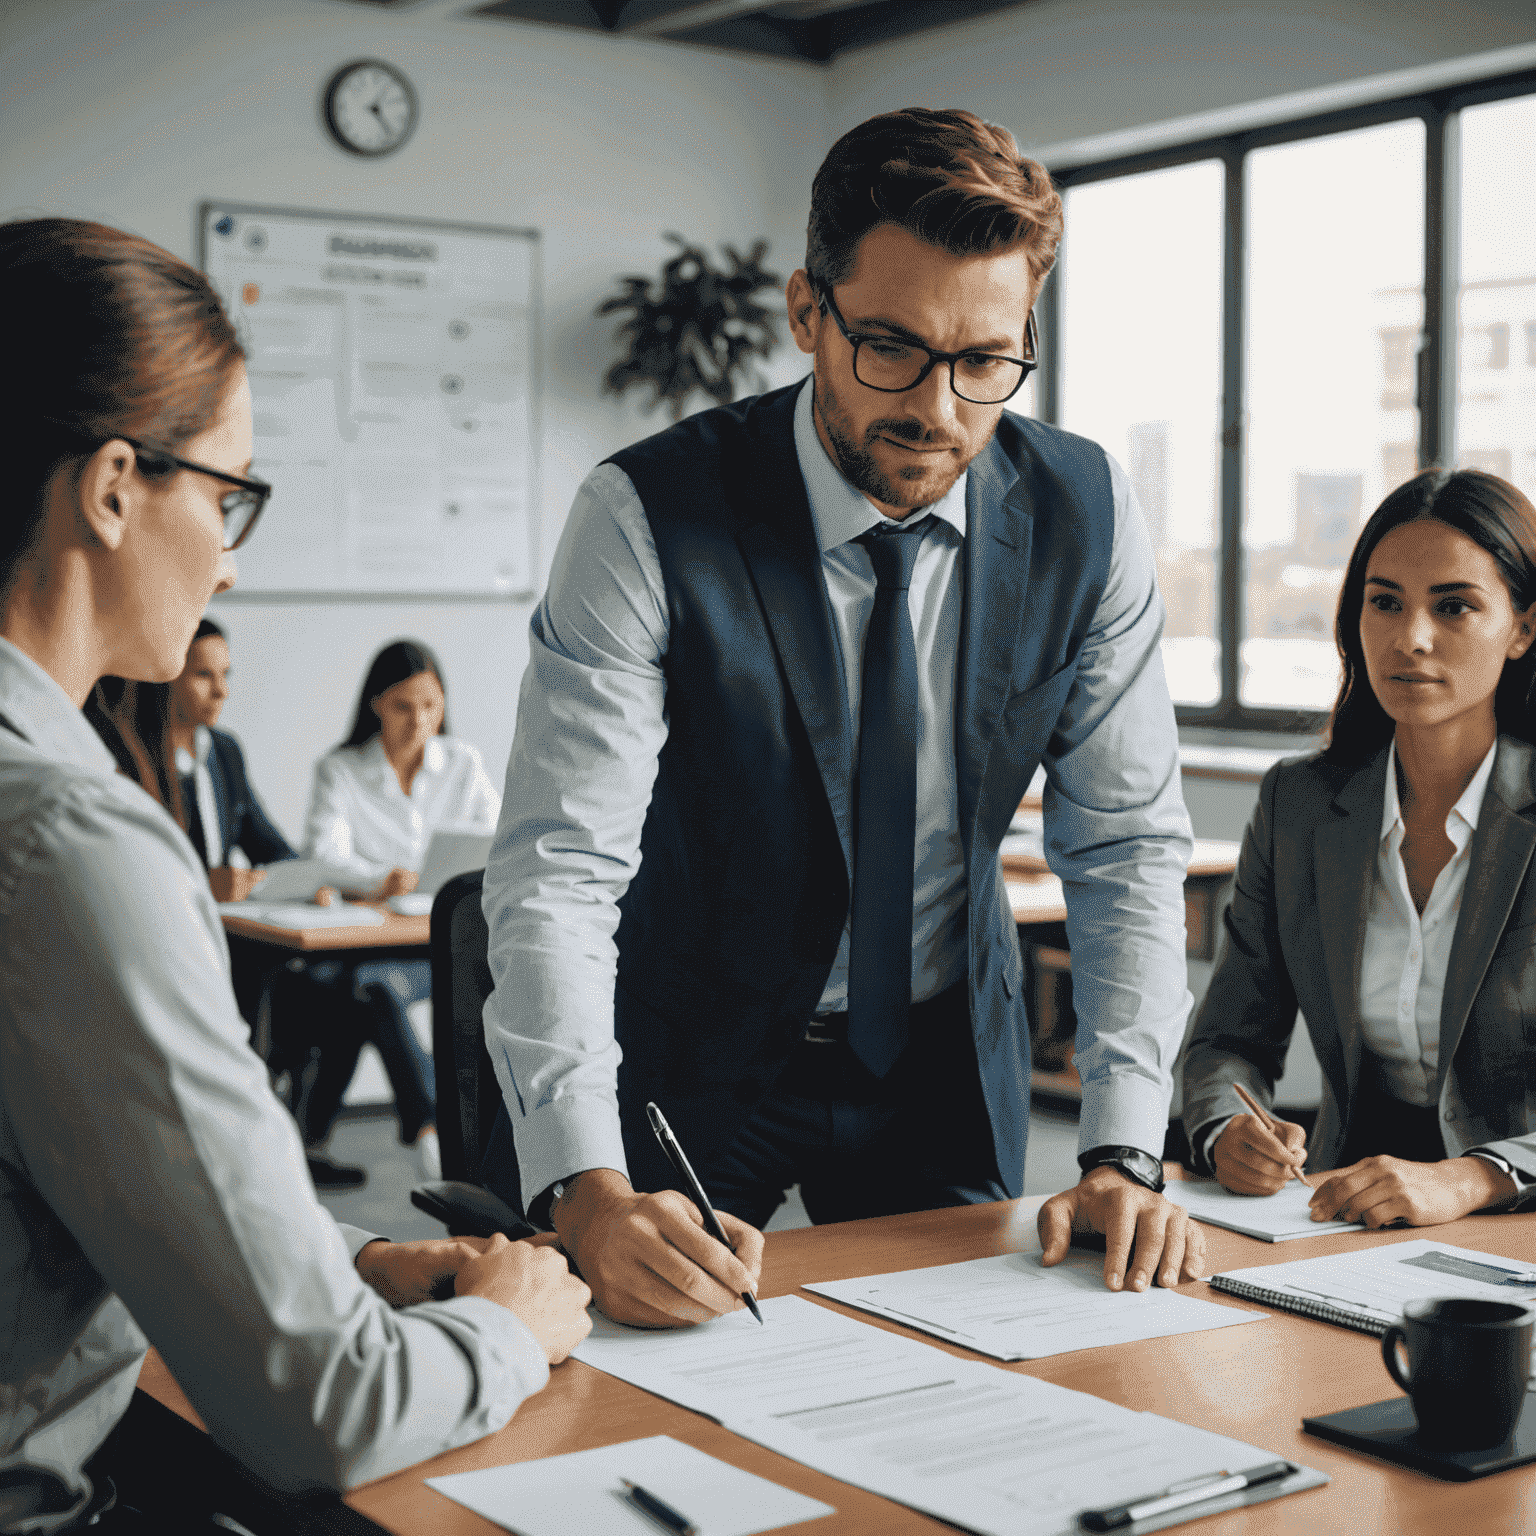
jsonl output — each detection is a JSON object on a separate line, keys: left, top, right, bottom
{"left": 482, "top": 108, "right": 1203, "bottom": 1327}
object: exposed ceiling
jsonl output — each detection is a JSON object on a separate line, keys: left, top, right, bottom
{"left": 340, "top": 0, "right": 1037, "bottom": 64}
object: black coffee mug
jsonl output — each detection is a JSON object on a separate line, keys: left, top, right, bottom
{"left": 1381, "top": 1297, "right": 1534, "bottom": 1450}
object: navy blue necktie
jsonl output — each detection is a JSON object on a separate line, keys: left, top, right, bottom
{"left": 847, "top": 519, "right": 928, "bottom": 1077}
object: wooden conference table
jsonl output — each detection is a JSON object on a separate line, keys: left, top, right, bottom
{"left": 139, "top": 1194, "right": 1536, "bottom": 1534}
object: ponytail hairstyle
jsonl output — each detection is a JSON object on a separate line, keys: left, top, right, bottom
{"left": 1324, "top": 468, "right": 1536, "bottom": 767}
{"left": 83, "top": 678, "right": 184, "bottom": 826}
{"left": 0, "top": 217, "right": 244, "bottom": 597}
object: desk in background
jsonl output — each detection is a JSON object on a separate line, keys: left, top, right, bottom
{"left": 136, "top": 1199, "right": 1536, "bottom": 1534}
{"left": 1010, "top": 839, "right": 1240, "bottom": 1102}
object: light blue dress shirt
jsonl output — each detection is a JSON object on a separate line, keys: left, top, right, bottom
{"left": 484, "top": 379, "right": 1193, "bottom": 1207}
{"left": 0, "top": 639, "right": 548, "bottom": 1533}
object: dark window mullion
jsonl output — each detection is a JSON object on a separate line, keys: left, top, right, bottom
{"left": 1218, "top": 144, "right": 1245, "bottom": 717}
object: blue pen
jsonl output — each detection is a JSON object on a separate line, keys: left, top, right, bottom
{"left": 621, "top": 1478, "right": 699, "bottom": 1536}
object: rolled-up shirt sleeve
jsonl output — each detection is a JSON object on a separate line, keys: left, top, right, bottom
{"left": 482, "top": 463, "right": 671, "bottom": 1208}
{"left": 1, "top": 778, "right": 549, "bottom": 1495}
{"left": 1042, "top": 452, "right": 1194, "bottom": 1160}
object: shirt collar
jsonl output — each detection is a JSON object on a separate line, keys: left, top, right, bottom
{"left": 174, "top": 724, "right": 213, "bottom": 778}
{"left": 791, "top": 376, "right": 968, "bottom": 553}
{"left": 0, "top": 637, "right": 118, "bottom": 774}
{"left": 1381, "top": 735, "right": 1499, "bottom": 842}
{"left": 363, "top": 731, "right": 445, "bottom": 781}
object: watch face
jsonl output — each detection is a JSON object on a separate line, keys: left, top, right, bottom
{"left": 324, "top": 60, "right": 418, "bottom": 157}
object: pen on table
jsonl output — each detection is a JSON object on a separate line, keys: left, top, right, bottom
{"left": 621, "top": 1478, "right": 700, "bottom": 1536}
{"left": 645, "top": 1100, "right": 764, "bottom": 1324}
{"left": 1231, "top": 1082, "right": 1311, "bottom": 1189}
{"left": 1077, "top": 1459, "right": 1293, "bottom": 1531}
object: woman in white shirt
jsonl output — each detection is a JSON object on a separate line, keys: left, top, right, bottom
{"left": 296, "top": 640, "right": 501, "bottom": 1170}
{"left": 1182, "top": 467, "right": 1536, "bottom": 1229}
{"left": 0, "top": 217, "right": 586, "bottom": 1535}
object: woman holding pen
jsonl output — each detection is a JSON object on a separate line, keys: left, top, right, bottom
{"left": 1182, "top": 468, "right": 1536, "bottom": 1228}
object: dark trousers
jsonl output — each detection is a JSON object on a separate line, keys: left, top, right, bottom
{"left": 71, "top": 1389, "right": 382, "bottom": 1534}
{"left": 1339, "top": 1068, "right": 1449, "bottom": 1166}
{"left": 696, "top": 979, "right": 1006, "bottom": 1228}
{"left": 267, "top": 961, "right": 435, "bottom": 1147}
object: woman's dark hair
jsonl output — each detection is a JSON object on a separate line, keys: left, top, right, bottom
{"left": 0, "top": 217, "right": 244, "bottom": 596}
{"left": 1325, "top": 468, "right": 1536, "bottom": 766}
{"left": 342, "top": 639, "right": 449, "bottom": 749}
{"left": 83, "top": 678, "right": 183, "bottom": 824}
{"left": 192, "top": 617, "right": 225, "bottom": 643}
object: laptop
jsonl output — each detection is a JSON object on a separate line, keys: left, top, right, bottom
{"left": 387, "top": 827, "right": 496, "bottom": 915}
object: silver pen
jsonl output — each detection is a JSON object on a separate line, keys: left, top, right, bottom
{"left": 1078, "top": 1459, "right": 1292, "bottom": 1530}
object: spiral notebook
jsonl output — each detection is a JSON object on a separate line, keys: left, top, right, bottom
{"left": 1210, "top": 1238, "right": 1536, "bottom": 1336}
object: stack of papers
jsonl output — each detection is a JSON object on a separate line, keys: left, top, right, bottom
{"left": 572, "top": 1295, "right": 1324, "bottom": 1536}
{"left": 217, "top": 901, "right": 385, "bottom": 928}
{"left": 427, "top": 1434, "right": 833, "bottom": 1536}
{"left": 804, "top": 1250, "right": 1265, "bottom": 1359}
{"left": 1164, "top": 1178, "right": 1361, "bottom": 1242}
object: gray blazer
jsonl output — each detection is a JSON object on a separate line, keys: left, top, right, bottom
{"left": 1182, "top": 735, "right": 1536, "bottom": 1193}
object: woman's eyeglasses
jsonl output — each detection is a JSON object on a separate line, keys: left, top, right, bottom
{"left": 123, "top": 440, "right": 271, "bottom": 551}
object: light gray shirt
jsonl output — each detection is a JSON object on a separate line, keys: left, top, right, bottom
{"left": 484, "top": 379, "right": 1193, "bottom": 1206}
{"left": 0, "top": 639, "right": 547, "bottom": 1534}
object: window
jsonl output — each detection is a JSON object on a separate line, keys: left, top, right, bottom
{"left": 1045, "top": 69, "right": 1536, "bottom": 728}
{"left": 1058, "top": 161, "right": 1223, "bottom": 705}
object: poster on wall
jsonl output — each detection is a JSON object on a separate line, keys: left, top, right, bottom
{"left": 198, "top": 202, "right": 538, "bottom": 597}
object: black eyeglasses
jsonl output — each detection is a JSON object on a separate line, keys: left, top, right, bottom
{"left": 124, "top": 440, "right": 270, "bottom": 551}
{"left": 816, "top": 286, "right": 1038, "bottom": 405}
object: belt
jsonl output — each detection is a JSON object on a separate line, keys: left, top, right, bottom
{"left": 803, "top": 1011, "right": 847, "bottom": 1044}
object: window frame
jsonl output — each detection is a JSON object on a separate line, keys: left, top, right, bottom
{"left": 1040, "top": 65, "right": 1536, "bottom": 732}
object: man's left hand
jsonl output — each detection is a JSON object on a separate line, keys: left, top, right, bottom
{"left": 355, "top": 1235, "right": 557, "bottom": 1307}
{"left": 1038, "top": 1167, "right": 1205, "bottom": 1291}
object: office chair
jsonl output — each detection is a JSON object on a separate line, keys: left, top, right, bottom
{"left": 410, "top": 870, "right": 536, "bottom": 1240}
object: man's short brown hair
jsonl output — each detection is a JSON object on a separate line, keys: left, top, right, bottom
{"left": 806, "top": 107, "right": 1062, "bottom": 294}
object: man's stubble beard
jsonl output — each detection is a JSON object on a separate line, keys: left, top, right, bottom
{"left": 812, "top": 369, "right": 996, "bottom": 512}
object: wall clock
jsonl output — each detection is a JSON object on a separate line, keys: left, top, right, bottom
{"left": 323, "top": 59, "right": 418, "bottom": 158}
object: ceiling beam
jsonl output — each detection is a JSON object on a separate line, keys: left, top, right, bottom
{"left": 617, "top": 0, "right": 788, "bottom": 38}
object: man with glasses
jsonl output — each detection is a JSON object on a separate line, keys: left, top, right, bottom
{"left": 483, "top": 107, "right": 1203, "bottom": 1326}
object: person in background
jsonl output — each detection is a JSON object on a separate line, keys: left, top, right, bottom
{"left": 168, "top": 615, "right": 294, "bottom": 899}
{"left": 1183, "top": 468, "right": 1536, "bottom": 1226}
{"left": 0, "top": 216, "right": 589, "bottom": 1536}
{"left": 294, "top": 640, "right": 502, "bottom": 1178}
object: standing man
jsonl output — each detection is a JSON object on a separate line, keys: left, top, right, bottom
{"left": 483, "top": 108, "right": 1203, "bottom": 1327}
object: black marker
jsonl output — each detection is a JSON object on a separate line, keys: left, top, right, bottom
{"left": 620, "top": 1478, "right": 699, "bottom": 1536}
{"left": 645, "top": 1101, "right": 764, "bottom": 1324}
{"left": 1078, "top": 1459, "right": 1293, "bottom": 1530}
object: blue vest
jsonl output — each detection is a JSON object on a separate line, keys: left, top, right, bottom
{"left": 606, "top": 382, "right": 1114, "bottom": 1197}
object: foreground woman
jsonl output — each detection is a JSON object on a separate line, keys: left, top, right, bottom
{"left": 0, "top": 217, "right": 588, "bottom": 1535}
{"left": 1183, "top": 468, "right": 1536, "bottom": 1226}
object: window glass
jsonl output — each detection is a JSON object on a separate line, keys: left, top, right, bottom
{"left": 1242, "top": 119, "right": 1425, "bottom": 709}
{"left": 1059, "top": 160, "right": 1224, "bottom": 705}
{"left": 1457, "top": 93, "right": 1536, "bottom": 501}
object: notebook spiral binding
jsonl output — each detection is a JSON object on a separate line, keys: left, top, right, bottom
{"left": 1210, "top": 1276, "right": 1390, "bottom": 1336}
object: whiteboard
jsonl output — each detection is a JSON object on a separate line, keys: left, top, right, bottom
{"left": 199, "top": 202, "right": 538, "bottom": 597}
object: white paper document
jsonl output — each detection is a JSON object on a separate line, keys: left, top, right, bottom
{"left": 573, "top": 1296, "right": 1323, "bottom": 1535}
{"left": 803, "top": 1251, "right": 1266, "bottom": 1360}
{"left": 1164, "top": 1178, "right": 1360, "bottom": 1242}
{"left": 217, "top": 900, "right": 385, "bottom": 929}
{"left": 226, "top": 857, "right": 365, "bottom": 904}
{"left": 425, "top": 1434, "right": 833, "bottom": 1536}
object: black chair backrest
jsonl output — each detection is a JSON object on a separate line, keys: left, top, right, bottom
{"left": 429, "top": 870, "right": 505, "bottom": 1186}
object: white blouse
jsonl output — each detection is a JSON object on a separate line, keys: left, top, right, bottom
{"left": 303, "top": 734, "right": 501, "bottom": 893}
{"left": 1357, "top": 737, "right": 1498, "bottom": 1105}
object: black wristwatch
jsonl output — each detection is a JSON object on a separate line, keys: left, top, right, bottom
{"left": 1078, "top": 1144, "right": 1166, "bottom": 1193}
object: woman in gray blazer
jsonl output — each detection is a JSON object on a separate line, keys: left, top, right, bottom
{"left": 1183, "top": 467, "right": 1536, "bottom": 1229}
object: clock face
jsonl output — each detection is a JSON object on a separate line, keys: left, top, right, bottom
{"left": 324, "top": 60, "right": 418, "bottom": 157}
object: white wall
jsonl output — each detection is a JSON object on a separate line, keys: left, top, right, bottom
{"left": 830, "top": 0, "right": 1536, "bottom": 159}
{"left": 0, "top": 0, "right": 825, "bottom": 835}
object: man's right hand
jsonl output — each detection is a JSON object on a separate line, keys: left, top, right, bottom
{"left": 208, "top": 866, "right": 266, "bottom": 903}
{"left": 454, "top": 1232, "right": 593, "bottom": 1363}
{"left": 552, "top": 1167, "right": 764, "bottom": 1328}
{"left": 1214, "top": 1112, "right": 1308, "bottom": 1195}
